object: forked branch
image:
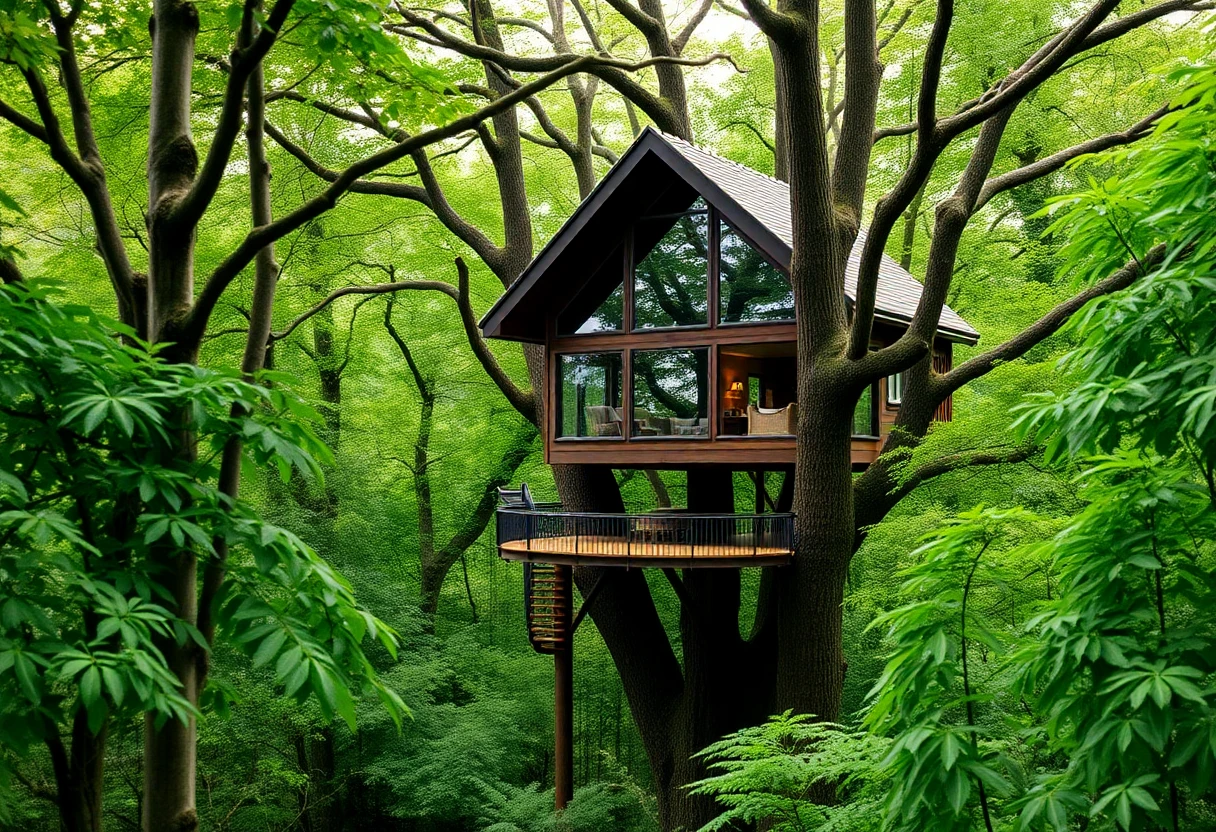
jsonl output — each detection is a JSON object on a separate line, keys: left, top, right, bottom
{"left": 938, "top": 245, "right": 1165, "bottom": 398}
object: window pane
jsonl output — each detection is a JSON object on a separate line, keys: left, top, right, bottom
{"left": 633, "top": 210, "right": 709, "bottom": 329}
{"left": 853, "top": 385, "right": 876, "bottom": 436}
{"left": 558, "top": 353, "right": 623, "bottom": 438}
{"left": 887, "top": 372, "right": 904, "bottom": 405}
{"left": 719, "top": 221, "right": 794, "bottom": 323}
{"left": 632, "top": 348, "right": 709, "bottom": 437}
{"left": 558, "top": 246, "right": 624, "bottom": 334}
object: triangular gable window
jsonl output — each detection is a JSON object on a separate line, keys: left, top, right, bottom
{"left": 719, "top": 220, "right": 794, "bottom": 323}
{"left": 557, "top": 244, "right": 624, "bottom": 335}
{"left": 632, "top": 198, "right": 709, "bottom": 329}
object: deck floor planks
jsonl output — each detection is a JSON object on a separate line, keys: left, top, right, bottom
{"left": 499, "top": 535, "right": 792, "bottom": 568}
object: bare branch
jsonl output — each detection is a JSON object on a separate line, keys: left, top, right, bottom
{"left": 265, "top": 121, "right": 506, "bottom": 271}
{"left": 672, "top": 0, "right": 715, "bottom": 54}
{"left": 451, "top": 256, "right": 538, "bottom": 424}
{"left": 736, "top": 0, "right": 800, "bottom": 41}
{"left": 934, "top": 0, "right": 1123, "bottom": 141}
{"left": 724, "top": 119, "right": 775, "bottom": 153}
{"left": 873, "top": 119, "right": 919, "bottom": 142}
{"left": 390, "top": 7, "right": 709, "bottom": 134}
{"left": 974, "top": 104, "right": 1167, "bottom": 212}
{"left": 0, "top": 98, "right": 50, "bottom": 143}
{"left": 600, "top": 0, "right": 661, "bottom": 36}
{"left": 270, "top": 278, "right": 452, "bottom": 344}
{"left": 831, "top": 0, "right": 883, "bottom": 221}
{"left": 185, "top": 50, "right": 733, "bottom": 345}
{"left": 939, "top": 245, "right": 1165, "bottom": 396}
{"left": 885, "top": 443, "right": 1037, "bottom": 506}
{"left": 1079, "top": 0, "right": 1213, "bottom": 52}
{"left": 15, "top": 66, "right": 138, "bottom": 324}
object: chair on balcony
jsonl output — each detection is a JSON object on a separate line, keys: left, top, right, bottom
{"left": 747, "top": 403, "right": 796, "bottom": 435}
{"left": 498, "top": 483, "right": 537, "bottom": 510}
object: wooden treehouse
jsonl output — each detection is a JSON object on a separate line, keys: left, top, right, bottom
{"left": 481, "top": 128, "right": 978, "bottom": 808}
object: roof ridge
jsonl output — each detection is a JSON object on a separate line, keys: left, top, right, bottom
{"left": 657, "top": 130, "right": 788, "bottom": 188}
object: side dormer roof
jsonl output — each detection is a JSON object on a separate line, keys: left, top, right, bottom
{"left": 479, "top": 126, "right": 979, "bottom": 345}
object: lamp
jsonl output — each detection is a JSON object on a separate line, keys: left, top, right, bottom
{"left": 729, "top": 381, "right": 744, "bottom": 397}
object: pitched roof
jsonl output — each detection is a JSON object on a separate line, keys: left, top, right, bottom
{"left": 480, "top": 127, "right": 979, "bottom": 345}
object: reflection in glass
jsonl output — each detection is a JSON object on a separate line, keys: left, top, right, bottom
{"left": 852, "top": 384, "right": 877, "bottom": 437}
{"left": 558, "top": 353, "right": 623, "bottom": 438}
{"left": 632, "top": 348, "right": 709, "bottom": 437}
{"left": 558, "top": 247, "right": 624, "bottom": 334}
{"left": 719, "top": 221, "right": 794, "bottom": 323}
{"left": 633, "top": 207, "right": 709, "bottom": 329}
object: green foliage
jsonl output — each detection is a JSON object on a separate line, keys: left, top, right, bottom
{"left": 0, "top": 282, "right": 404, "bottom": 810}
{"left": 692, "top": 712, "right": 888, "bottom": 831}
{"left": 482, "top": 780, "right": 659, "bottom": 832}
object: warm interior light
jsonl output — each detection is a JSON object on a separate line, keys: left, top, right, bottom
{"left": 729, "top": 381, "right": 744, "bottom": 393}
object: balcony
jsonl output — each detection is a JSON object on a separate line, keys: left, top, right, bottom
{"left": 495, "top": 506, "right": 795, "bottom": 568}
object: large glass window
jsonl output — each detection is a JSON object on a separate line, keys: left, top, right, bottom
{"left": 557, "top": 353, "right": 623, "bottom": 439}
{"left": 633, "top": 200, "right": 709, "bottom": 329}
{"left": 719, "top": 221, "right": 794, "bottom": 323}
{"left": 852, "top": 384, "right": 878, "bottom": 437}
{"left": 631, "top": 348, "right": 709, "bottom": 437}
{"left": 558, "top": 245, "right": 624, "bottom": 335}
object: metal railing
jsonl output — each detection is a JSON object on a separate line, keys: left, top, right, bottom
{"left": 496, "top": 506, "right": 795, "bottom": 566}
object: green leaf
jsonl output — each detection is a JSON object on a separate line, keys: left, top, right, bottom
{"left": 252, "top": 627, "right": 287, "bottom": 668}
{"left": 14, "top": 652, "right": 40, "bottom": 704}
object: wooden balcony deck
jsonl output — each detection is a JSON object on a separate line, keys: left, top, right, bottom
{"left": 496, "top": 509, "right": 794, "bottom": 568}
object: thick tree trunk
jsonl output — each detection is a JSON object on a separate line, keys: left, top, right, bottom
{"left": 772, "top": 14, "right": 855, "bottom": 726}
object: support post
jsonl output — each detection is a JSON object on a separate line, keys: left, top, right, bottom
{"left": 554, "top": 564, "right": 575, "bottom": 811}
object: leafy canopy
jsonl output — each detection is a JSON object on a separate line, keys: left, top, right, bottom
{"left": 0, "top": 282, "right": 406, "bottom": 811}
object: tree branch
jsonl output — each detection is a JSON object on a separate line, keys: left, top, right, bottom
{"left": 390, "top": 8, "right": 710, "bottom": 134}
{"left": 174, "top": 0, "right": 297, "bottom": 230}
{"left": 264, "top": 120, "right": 506, "bottom": 272}
{"left": 451, "top": 257, "right": 538, "bottom": 425}
{"left": 974, "top": 104, "right": 1167, "bottom": 212}
{"left": 184, "top": 50, "right": 732, "bottom": 345}
{"left": 884, "top": 442, "right": 1037, "bottom": 506}
{"left": 0, "top": 97, "right": 50, "bottom": 143}
{"left": 269, "top": 278, "right": 453, "bottom": 344}
{"left": 831, "top": 0, "right": 883, "bottom": 222}
{"left": 736, "top": 0, "right": 800, "bottom": 41}
{"left": 672, "top": 0, "right": 715, "bottom": 54}
{"left": 939, "top": 245, "right": 1165, "bottom": 397}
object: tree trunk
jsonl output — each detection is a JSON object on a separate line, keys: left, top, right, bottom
{"left": 143, "top": 3, "right": 203, "bottom": 829}
{"left": 50, "top": 714, "right": 107, "bottom": 832}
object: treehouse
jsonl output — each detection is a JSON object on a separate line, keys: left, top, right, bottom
{"left": 480, "top": 128, "right": 979, "bottom": 809}
{"left": 481, "top": 126, "right": 978, "bottom": 472}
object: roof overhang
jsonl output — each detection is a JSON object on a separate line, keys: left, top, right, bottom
{"left": 479, "top": 126, "right": 980, "bottom": 346}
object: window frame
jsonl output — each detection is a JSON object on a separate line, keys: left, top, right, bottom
{"left": 553, "top": 350, "right": 626, "bottom": 442}
{"left": 628, "top": 346, "right": 712, "bottom": 440}
{"left": 630, "top": 203, "right": 712, "bottom": 333}
{"left": 886, "top": 371, "right": 904, "bottom": 407}
{"left": 716, "top": 216, "right": 795, "bottom": 327}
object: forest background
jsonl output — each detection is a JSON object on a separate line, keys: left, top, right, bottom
{"left": 0, "top": 0, "right": 1214, "bottom": 830}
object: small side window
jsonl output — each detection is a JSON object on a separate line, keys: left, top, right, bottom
{"left": 887, "top": 372, "right": 904, "bottom": 407}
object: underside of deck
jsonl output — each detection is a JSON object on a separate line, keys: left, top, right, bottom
{"left": 499, "top": 535, "right": 792, "bottom": 568}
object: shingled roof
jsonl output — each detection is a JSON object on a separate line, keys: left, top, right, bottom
{"left": 480, "top": 127, "right": 979, "bottom": 345}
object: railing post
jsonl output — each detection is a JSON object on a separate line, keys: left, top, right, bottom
{"left": 626, "top": 517, "right": 632, "bottom": 567}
